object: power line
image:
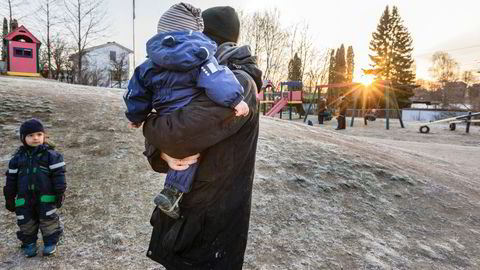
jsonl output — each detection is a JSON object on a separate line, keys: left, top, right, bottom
{"left": 415, "top": 44, "right": 480, "bottom": 57}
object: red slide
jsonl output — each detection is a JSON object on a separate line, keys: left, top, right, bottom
{"left": 265, "top": 97, "right": 288, "bottom": 117}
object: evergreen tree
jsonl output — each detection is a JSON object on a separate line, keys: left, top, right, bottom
{"left": 335, "top": 44, "right": 346, "bottom": 84}
{"left": 369, "top": 5, "right": 415, "bottom": 108}
{"left": 288, "top": 52, "right": 302, "bottom": 90}
{"left": 288, "top": 52, "right": 302, "bottom": 81}
{"left": 327, "top": 49, "right": 336, "bottom": 84}
{"left": 334, "top": 44, "right": 346, "bottom": 97}
{"left": 2, "top": 17, "right": 8, "bottom": 61}
{"left": 346, "top": 46, "right": 354, "bottom": 83}
{"left": 327, "top": 49, "right": 336, "bottom": 102}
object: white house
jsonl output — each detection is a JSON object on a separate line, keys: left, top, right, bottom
{"left": 71, "top": 41, "right": 134, "bottom": 88}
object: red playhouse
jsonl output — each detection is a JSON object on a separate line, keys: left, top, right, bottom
{"left": 4, "top": 25, "right": 42, "bottom": 76}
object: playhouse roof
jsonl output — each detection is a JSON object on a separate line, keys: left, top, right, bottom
{"left": 4, "top": 25, "right": 41, "bottom": 44}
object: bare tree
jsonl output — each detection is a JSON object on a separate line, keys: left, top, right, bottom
{"left": 429, "top": 51, "right": 458, "bottom": 83}
{"left": 429, "top": 51, "right": 459, "bottom": 106}
{"left": 239, "top": 10, "right": 264, "bottom": 57}
{"left": 296, "top": 23, "right": 313, "bottom": 82}
{"left": 258, "top": 8, "right": 289, "bottom": 82}
{"left": 109, "top": 52, "right": 129, "bottom": 88}
{"left": 33, "top": 0, "right": 63, "bottom": 78}
{"left": 304, "top": 48, "right": 329, "bottom": 91}
{"left": 63, "top": 0, "right": 109, "bottom": 84}
{"left": 461, "top": 70, "right": 477, "bottom": 86}
{"left": 50, "top": 35, "right": 71, "bottom": 80}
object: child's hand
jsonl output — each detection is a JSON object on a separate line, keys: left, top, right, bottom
{"left": 161, "top": 152, "right": 200, "bottom": 171}
{"left": 180, "top": 153, "right": 200, "bottom": 165}
{"left": 234, "top": 101, "right": 249, "bottom": 117}
{"left": 128, "top": 122, "right": 143, "bottom": 128}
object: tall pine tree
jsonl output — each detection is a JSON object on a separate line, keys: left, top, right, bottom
{"left": 346, "top": 46, "right": 354, "bottom": 83}
{"left": 334, "top": 44, "right": 346, "bottom": 97}
{"left": 369, "top": 5, "right": 415, "bottom": 108}
{"left": 327, "top": 49, "right": 336, "bottom": 101}
{"left": 288, "top": 52, "right": 302, "bottom": 81}
{"left": 2, "top": 17, "right": 8, "bottom": 61}
{"left": 288, "top": 53, "right": 302, "bottom": 91}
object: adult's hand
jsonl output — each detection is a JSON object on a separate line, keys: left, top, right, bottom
{"left": 161, "top": 152, "right": 200, "bottom": 171}
{"left": 128, "top": 122, "right": 143, "bottom": 128}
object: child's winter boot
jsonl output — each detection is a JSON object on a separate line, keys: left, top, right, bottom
{"left": 43, "top": 242, "right": 57, "bottom": 256}
{"left": 23, "top": 242, "right": 37, "bottom": 257}
{"left": 154, "top": 187, "right": 183, "bottom": 219}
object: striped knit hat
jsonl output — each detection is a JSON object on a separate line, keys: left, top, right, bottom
{"left": 157, "top": 3, "right": 204, "bottom": 34}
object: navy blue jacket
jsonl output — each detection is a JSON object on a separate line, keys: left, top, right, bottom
{"left": 4, "top": 144, "right": 66, "bottom": 206}
{"left": 124, "top": 31, "right": 244, "bottom": 123}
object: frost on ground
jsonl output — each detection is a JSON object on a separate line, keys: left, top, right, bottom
{"left": 1, "top": 76, "right": 479, "bottom": 270}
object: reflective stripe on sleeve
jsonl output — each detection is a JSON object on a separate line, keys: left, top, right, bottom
{"left": 17, "top": 215, "right": 25, "bottom": 220}
{"left": 8, "top": 168, "right": 18, "bottom": 174}
{"left": 46, "top": 209, "right": 57, "bottom": 216}
{"left": 206, "top": 62, "right": 218, "bottom": 74}
{"left": 49, "top": 162, "right": 65, "bottom": 170}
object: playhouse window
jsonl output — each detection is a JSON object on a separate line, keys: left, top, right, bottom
{"left": 13, "top": 47, "right": 33, "bottom": 58}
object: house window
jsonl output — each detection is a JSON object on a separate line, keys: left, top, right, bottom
{"left": 13, "top": 47, "right": 33, "bottom": 58}
{"left": 110, "top": 51, "right": 116, "bottom": 61}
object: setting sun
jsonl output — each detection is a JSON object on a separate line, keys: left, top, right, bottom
{"left": 355, "top": 74, "right": 376, "bottom": 86}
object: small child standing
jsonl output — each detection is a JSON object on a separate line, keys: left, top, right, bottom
{"left": 123, "top": 2, "right": 248, "bottom": 219}
{"left": 3, "top": 119, "right": 66, "bottom": 257}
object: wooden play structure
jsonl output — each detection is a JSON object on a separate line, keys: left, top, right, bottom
{"left": 3, "top": 25, "right": 42, "bottom": 77}
{"left": 258, "top": 81, "right": 307, "bottom": 120}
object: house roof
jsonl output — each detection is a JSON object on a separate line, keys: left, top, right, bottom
{"left": 83, "top": 41, "right": 133, "bottom": 54}
{"left": 5, "top": 25, "right": 41, "bottom": 44}
{"left": 69, "top": 41, "right": 133, "bottom": 60}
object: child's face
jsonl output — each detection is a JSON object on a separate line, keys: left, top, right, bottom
{"left": 25, "top": 132, "right": 45, "bottom": 147}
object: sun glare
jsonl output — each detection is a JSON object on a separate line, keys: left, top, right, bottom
{"left": 356, "top": 74, "right": 375, "bottom": 86}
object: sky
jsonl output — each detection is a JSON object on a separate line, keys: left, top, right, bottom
{"left": 28, "top": 0, "right": 480, "bottom": 81}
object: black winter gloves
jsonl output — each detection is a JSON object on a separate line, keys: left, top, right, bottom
{"left": 3, "top": 186, "right": 16, "bottom": 212}
{"left": 56, "top": 193, "right": 65, "bottom": 208}
{"left": 5, "top": 197, "right": 15, "bottom": 212}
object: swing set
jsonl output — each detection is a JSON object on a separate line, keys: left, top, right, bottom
{"left": 303, "top": 80, "right": 405, "bottom": 130}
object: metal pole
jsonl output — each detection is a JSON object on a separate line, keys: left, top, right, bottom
{"left": 132, "top": 0, "right": 136, "bottom": 68}
{"left": 466, "top": 111, "right": 472, "bottom": 133}
{"left": 279, "top": 83, "right": 283, "bottom": 119}
{"left": 304, "top": 87, "right": 318, "bottom": 123}
{"left": 350, "top": 86, "right": 358, "bottom": 127}
{"left": 386, "top": 81, "right": 390, "bottom": 130}
{"left": 289, "top": 87, "right": 293, "bottom": 120}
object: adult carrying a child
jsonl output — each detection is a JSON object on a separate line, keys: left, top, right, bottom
{"left": 140, "top": 4, "right": 262, "bottom": 270}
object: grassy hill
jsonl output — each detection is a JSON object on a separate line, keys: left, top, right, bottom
{"left": 1, "top": 76, "right": 479, "bottom": 269}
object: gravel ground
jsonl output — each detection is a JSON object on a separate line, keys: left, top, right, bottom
{"left": 1, "top": 76, "right": 479, "bottom": 269}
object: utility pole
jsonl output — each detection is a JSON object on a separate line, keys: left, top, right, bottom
{"left": 132, "top": 0, "right": 136, "bottom": 68}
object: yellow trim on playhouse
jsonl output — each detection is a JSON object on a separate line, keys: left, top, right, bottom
{"left": 6, "top": 72, "right": 41, "bottom": 77}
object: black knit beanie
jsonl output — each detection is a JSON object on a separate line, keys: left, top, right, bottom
{"left": 202, "top": 6, "right": 240, "bottom": 45}
{"left": 20, "top": 118, "right": 44, "bottom": 144}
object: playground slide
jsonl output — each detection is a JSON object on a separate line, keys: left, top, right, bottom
{"left": 265, "top": 97, "right": 288, "bottom": 117}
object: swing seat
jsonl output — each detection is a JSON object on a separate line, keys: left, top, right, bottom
{"left": 365, "top": 114, "right": 377, "bottom": 121}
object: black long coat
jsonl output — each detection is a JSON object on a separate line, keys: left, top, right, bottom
{"left": 142, "top": 44, "right": 262, "bottom": 270}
